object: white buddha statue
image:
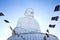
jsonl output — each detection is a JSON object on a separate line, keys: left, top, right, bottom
{"left": 8, "top": 8, "right": 58, "bottom": 40}
{"left": 14, "top": 8, "right": 41, "bottom": 34}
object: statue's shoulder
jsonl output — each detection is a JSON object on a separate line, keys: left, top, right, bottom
{"left": 18, "top": 17, "right": 25, "bottom": 20}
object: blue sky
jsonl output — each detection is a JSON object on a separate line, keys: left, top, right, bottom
{"left": 0, "top": 0, "right": 60, "bottom": 40}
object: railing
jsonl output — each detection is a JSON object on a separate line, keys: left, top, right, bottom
{"left": 8, "top": 32, "right": 58, "bottom": 40}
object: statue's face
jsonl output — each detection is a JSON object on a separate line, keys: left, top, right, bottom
{"left": 24, "top": 8, "right": 34, "bottom": 17}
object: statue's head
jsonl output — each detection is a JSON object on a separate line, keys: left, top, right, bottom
{"left": 24, "top": 8, "right": 34, "bottom": 17}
